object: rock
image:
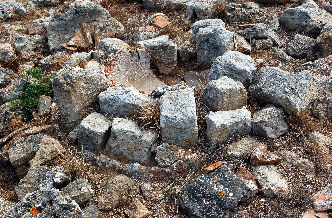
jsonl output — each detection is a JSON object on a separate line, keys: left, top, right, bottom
{"left": 196, "top": 27, "right": 234, "bottom": 67}
{"left": 206, "top": 107, "right": 252, "bottom": 146}
{"left": 106, "top": 118, "right": 156, "bottom": 164}
{"left": 46, "top": 0, "right": 116, "bottom": 51}
{"left": 180, "top": 165, "right": 257, "bottom": 217}
{"left": 271, "top": 48, "right": 294, "bottom": 62}
{"left": 179, "top": 41, "right": 195, "bottom": 62}
{"left": 315, "top": 25, "right": 332, "bottom": 58}
{"left": 250, "top": 67, "right": 314, "bottom": 116}
{"left": 252, "top": 106, "right": 289, "bottom": 139}
{"left": 99, "top": 86, "right": 152, "bottom": 118}
{"left": 5, "top": 188, "right": 83, "bottom": 217}
{"left": 94, "top": 20, "right": 125, "bottom": 45}
{"left": 191, "top": 19, "right": 225, "bottom": 42}
{"left": 310, "top": 76, "right": 331, "bottom": 121}
{"left": 96, "top": 38, "right": 129, "bottom": 61}
{"left": 29, "top": 136, "right": 65, "bottom": 167}
{"left": 78, "top": 112, "right": 111, "bottom": 153}
{"left": 64, "top": 51, "right": 92, "bottom": 68}
{"left": 63, "top": 23, "right": 94, "bottom": 51}
{"left": 286, "top": 34, "right": 315, "bottom": 59}
{"left": 0, "top": 43, "right": 16, "bottom": 65}
{"left": 255, "top": 0, "right": 290, "bottom": 3}
{"left": 0, "top": 103, "right": 17, "bottom": 136}
{"left": 202, "top": 76, "right": 247, "bottom": 111}
{"left": 140, "top": 183, "right": 164, "bottom": 201}
{"left": 253, "top": 38, "right": 273, "bottom": 50}
{"left": 313, "top": 184, "right": 332, "bottom": 211}
{"left": 105, "top": 49, "right": 165, "bottom": 94}
{"left": 250, "top": 145, "right": 281, "bottom": 165}
{"left": 126, "top": 198, "right": 152, "bottom": 218}
{"left": 50, "top": 166, "right": 70, "bottom": 189}
{"left": 252, "top": 165, "right": 289, "bottom": 197}
{"left": 0, "top": 197, "right": 15, "bottom": 215}
{"left": 302, "top": 209, "right": 329, "bottom": 218}
{"left": 279, "top": 151, "right": 316, "bottom": 176}
{"left": 0, "top": 77, "right": 26, "bottom": 104}
{"left": 139, "top": 35, "right": 177, "bottom": 75}
{"left": 83, "top": 204, "right": 100, "bottom": 218}
{"left": 62, "top": 179, "right": 94, "bottom": 207}
{"left": 223, "top": 2, "right": 267, "bottom": 23}
{"left": 241, "top": 23, "right": 270, "bottom": 40}
{"left": 31, "top": 0, "right": 60, "bottom": 7}
{"left": 98, "top": 175, "right": 139, "bottom": 211}
{"left": 279, "top": 1, "right": 332, "bottom": 37}
{"left": 155, "top": 143, "right": 179, "bottom": 167}
{"left": 8, "top": 134, "right": 45, "bottom": 178}
{"left": 15, "top": 166, "right": 51, "bottom": 200}
{"left": 15, "top": 34, "right": 46, "bottom": 60}
{"left": 186, "top": 0, "right": 217, "bottom": 21}
{"left": 227, "top": 137, "right": 261, "bottom": 160}
{"left": 160, "top": 87, "right": 198, "bottom": 146}
{"left": 152, "top": 13, "right": 170, "bottom": 29}
{"left": 53, "top": 61, "right": 110, "bottom": 132}
{"left": 38, "top": 95, "right": 52, "bottom": 116}
{"left": 308, "top": 132, "right": 332, "bottom": 172}
{"left": 209, "top": 51, "right": 256, "bottom": 88}
{"left": 0, "top": 1, "right": 26, "bottom": 20}
{"left": 0, "top": 68, "right": 13, "bottom": 89}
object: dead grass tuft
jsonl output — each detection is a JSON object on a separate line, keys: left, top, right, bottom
{"left": 136, "top": 102, "right": 161, "bottom": 131}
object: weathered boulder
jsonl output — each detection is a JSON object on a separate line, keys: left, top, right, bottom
{"left": 241, "top": 23, "right": 270, "bottom": 40}
{"left": 78, "top": 112, "right": 111, "bottom": 153}
{"left": 286, "top": 34, "right": 315, "bottom": 59}
{"left": 139, "top": 35, "right": 177, "bottom": 75}
{"left": 312, "top": 184, "right": 332, "bottom": 211}
{"left": 227, "top": 137, "right": 261, "bottom": 160}
{"left": 38, "top": 95, "right": 52, "bottom": 116}
{"left": 0, "top": 43, "right": 16, "bottom": 65}
{"left": 280, "top": 1, "right": 332, "bottom": 37}
{"left": 180, "top": 165, "right": 257, "bottom": 217}
{"left": 99, "top": 86, "right": 152, "bottom": 118}
{"left": 251, "top": 165, "right": 289, "bottom": 197}
{"left": 186, "top": 0, "right": 218, "bottom": 21}
{"left": 209, "top": 51, "right": 256, "bottom": 88}
{"left": 106, "top": 118, "right": 156, "bottom": 164}
{"left": 202, "top": 76, "right": 247, "bottom": 111}
{"left": 315, "top": 25, "right": 332, "bottom": 58}
{"left": 160, "top": 87, "right": 198, "bottom": 146}
{"left": 0, "top": 1, "right": 26, "bottom": 20}
{"left": 15, "top": 34, "right": 46, "bottom": 60}
{"left": 279, "top": 151, "right": 315, "bottom": 177}
{"left": 31, "top": 0, "right": 60, "bottom": 7}
{"left": 62, "top": 179, "right": 95, "bottom": 207}
{"left": 98, "top": 175, "right": 139, "bottom": 211}
{"left": 250, "top": 67, "right": 314, "bottom": 116}
{"left": 191, "top": 19, "right": 225, "bottom": 42}
{"left": 252, "top": 106, "right": 289, "bottom": 139}
{"left": 223, "top": 2, "right": 267, "bottom": 23}
{"left": 5, "top": 188, "right": 83, "bottom": 217}
{"left": 310, "top": 76, "right": 332, "bottom": 121}
{"left": 53, "top": 61, "right": 110, "bottom": 132}
{"left": 206, "top": 107, "right": 252, "bottom": 146}
{"left": 46, "top": 0, "right": 118, "bottom": 51}
{"left": 96, "top": 38, "right": 129, "bottom": 61}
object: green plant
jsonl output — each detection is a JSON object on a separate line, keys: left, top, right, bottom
{"left": 11, "top": 67, "right": 53, "bottom": 121}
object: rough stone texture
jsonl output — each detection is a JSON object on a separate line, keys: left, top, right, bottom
{"left": 241, "top": 23, "right": 270, "bottom": 40}
{"left": 29, "top": 136, "right": 65, "bottom": 167}
{"left": 179, "top": 41, "right": 195, "bottom": 62}
{"left": 99, "top": 86, "right": 152, "bottom": 118}
{"left": 315, "top": 26, "right": 332, "bottom": 58}
{"left": 8, "top": 134, "right": 45, "bottom": 178}
{"left": 53, "top": 61, "right": 110, "bottom": 132}
{"left": 223, "top": 2, "right": 267, "bottom": 23}
{"left": 227, "top": 137, "right": 261, "bottom": 160}
{"left": 279, "top": 151, "right": 316, "bottom": 177}
{"left": 0, "top": 1, "right": 26, "bottom": 20}
{"left": 252, "top": 106, "right": 289, "bottom": 139}
{"left": 96, "top": 38, "right": 129, "bottom": 61}
{"left": 106, "top": 118, "right": 156, "bottom": 164}
{"left": 279, "top": 1, "right": 332, "bottom": 37}
{"left": 126, "top": 198, "right": 153, "bottom": 218}
{"left": 250, "top": 145, "right": 281, "bottom": 165}
{"left": 271, "top": 48, "right": 294, "bottom": 62}
{"left": 31, "top": 0, "right": 60, "bottom": 7}
{"left": 186, "top": 0, "right": 217, "bottom": 21}
{"left": 15, "top": 166, "right": 51, "bottom": 200}
{"left": 160, "top": 87, "right": 198, "bottom": 146}
{"left": 78, "top": 112, "right": 111, "bottom": 153}
{"left": 209, "top": 51, "right": 256, "bottom": 88}
{"left": 0, "top": 103, "right": 17, "bottom": 136}
{"left": 106, "top": 49, "right": 165, "bottom": 94}
{"left": 155, "top": 143, "right": 179, "bottom": 167}
{"left": 206, "top": 107, "right": 252, "bottom": 146}
{"left": 252, "top": 165, "right": 289, "bottom": 197}
{"left": 46, "top": 0, "right": 117, "bottom": 51}
{"left": 311, "top": 76, "right": 332, "bottom": 121}
{"left": 98, "top": 175, "right": 139, "bottom": 211}
{"left": 62, "top": 179, "right": 95, "bottom": 207}
{"left": 180, "top": 165, "right": 257, "bottom": 217}
{"left": 139, "top": 35, "right": 177, "bottom": 75}
{"left": 83, "top": 204, "right": 100, "bottom": 218}
{"left": 250, "top": 67, "right": 314, "bottom": 116}
{"left": 38, "top": 95, "right": 52, "bottom": 116}
{"left": 202, "top": 76, "right": 247, "bottom": 111}
{"left": 50, "top": 166, "right": 70, "bottom": 189}
{"left": 0, "top": 43, "right": 16, "bottom": 64}
{"left": 15, "top": 34, "right": 46, "bottom": 60}
{"left": 286, "top": 34, "right": 315, "bottom": 59}
{"left": 0, "top": 68, "right": 13, "bottom": 89}
{"left": 313, "top": 184, "right": 332, "bottom": 211}
{"left": 191, "top": 19, "right": 225, "bottom": 42}
{"left": 0, "top": 197, "right": 15, "bottom": 215}
{"left": 196, "top": 27, "right": 234, "bottom": 67}
{"left": 5, "top": 188, "right": 83, "bottom": 217}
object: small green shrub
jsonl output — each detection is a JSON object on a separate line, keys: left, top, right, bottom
{"left": 11, "top": 67, "right": 53, "bottom": 121}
